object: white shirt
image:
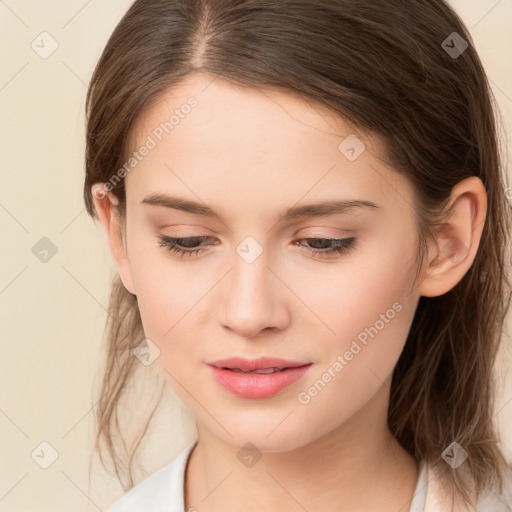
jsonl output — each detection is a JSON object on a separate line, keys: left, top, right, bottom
{"left": 106, "top": 440, "right": 512, "bottom": 512}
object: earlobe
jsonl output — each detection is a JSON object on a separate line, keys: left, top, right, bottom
{"left": 417, "top": 177, "right": 487, "bottom": 298}
{"left": 91, "top": 183, "right": 137, "bottom": 296}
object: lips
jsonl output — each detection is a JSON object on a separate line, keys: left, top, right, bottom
{"left": 231, "top": 367, "right": 282, "bottom": 374}
{"left": 207, "top": 357, "right": 312, "bottom": 399}
{"left": 208, "top": 356, "right": 310, "bottom": 372}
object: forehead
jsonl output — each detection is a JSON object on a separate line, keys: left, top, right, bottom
{"left": 131, "top": 72, "right": 357, "bottom": 144}
{"left": 124, "top": 72, "right": 415, "bottom": 222}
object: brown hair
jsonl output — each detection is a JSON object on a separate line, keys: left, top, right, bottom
{"left": 84, "top": 0, "right": 512, "bottom": 505}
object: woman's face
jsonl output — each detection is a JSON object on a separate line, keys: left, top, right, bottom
{"left": 118, "top": 72, "right": 423, "bottom": 451}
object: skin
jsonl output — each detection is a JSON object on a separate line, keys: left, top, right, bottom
{"left": 92, "top": 72, "right": 487, "bottom": 512}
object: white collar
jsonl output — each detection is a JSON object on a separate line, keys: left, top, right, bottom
{"left": 106, "top": 440, "right": 512, "bottom": 511}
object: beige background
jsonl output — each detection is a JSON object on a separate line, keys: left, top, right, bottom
{"left": 0, "top": 1, "right": 511, "bottom": 510}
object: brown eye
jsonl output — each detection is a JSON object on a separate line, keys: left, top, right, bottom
{"left": 294, "top": 237, "right": 357, "bottom": 257}
{"left": 157, "top": 235, "right": 212, "bottom": 258}
{"left": 157, "top": 235, "right": 357, "bottom": 260}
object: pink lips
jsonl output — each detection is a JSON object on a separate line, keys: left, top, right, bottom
{"left": 207, "top": 356, "right": 312, "bottom": 399}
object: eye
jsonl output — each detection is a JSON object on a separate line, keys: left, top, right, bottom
{"left": 157, "top": 235, "right": 214, "bottom": 258}
{"left": 157, "top": 235, "right": 357, "bottom": 259}
{"left": 294, "top": 237, "right": 357, "bottom": 258}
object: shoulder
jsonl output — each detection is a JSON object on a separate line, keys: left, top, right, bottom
{"left": 423, "top": 461, "right": 512, "bottom": 512}
{"left": 475, "top": 473, "right": 512, "bottom": 512}
{"left": 105, "top": 441, "right": 197, "bottom": 512}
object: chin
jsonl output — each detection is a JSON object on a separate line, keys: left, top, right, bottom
{"left": 207, "top": 422, "right": 313, "bottom": 454}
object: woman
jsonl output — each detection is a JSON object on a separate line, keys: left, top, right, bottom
{"left": 84, "top": 1, "right": 512, "bottom": 510}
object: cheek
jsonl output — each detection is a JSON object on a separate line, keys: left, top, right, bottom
{"left": 298, "top": 244, "right": 418, "bottom": 409}
{"left": 298, "top": 241, "right": 416, "bottom": 373}
{"left": 294, "top": 240, "right": 416, "bottom": 345}
{"left": 126, "top": 242, "right": 197, "bottom": 356}
{"left": 294, "top": 282, "right": 416, "bottom": 438}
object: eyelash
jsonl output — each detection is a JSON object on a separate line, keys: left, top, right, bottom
{"left": 157, "top": 235, "right": 357, "bottom": 259}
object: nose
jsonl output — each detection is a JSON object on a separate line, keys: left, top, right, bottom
{"left": 218, "top": 249, "right": 290, "bottom": 339}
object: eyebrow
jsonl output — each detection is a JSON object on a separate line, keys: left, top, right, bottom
{"left": 141, "top": 193, "right": 380, "bottom": 222}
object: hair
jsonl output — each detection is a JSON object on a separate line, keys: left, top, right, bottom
{"left": 84, "top": 0, "right": 512, "bottom": 506}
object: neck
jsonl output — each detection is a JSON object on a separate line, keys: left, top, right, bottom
{"left": 184, "top": 385, "right": 419, "bottom": 512}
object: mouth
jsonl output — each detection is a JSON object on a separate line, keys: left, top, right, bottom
{"left": 207, "top": 357, "right": 313, "bottom": 399}
{"left": 226, "top": 367, "right": 295, "bottom": 374}
{"left": 208, "top": 356, "right": 311, "bottom": 372}
{"left": 220, "top": 365, "right": 307, "bottom": 375}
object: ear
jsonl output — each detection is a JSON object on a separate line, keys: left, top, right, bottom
{"left": 417, "top": 176, "right": 487, "bottom": 298}
{"left": 91, "top": 184, "right": 136, "bottom": 295}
